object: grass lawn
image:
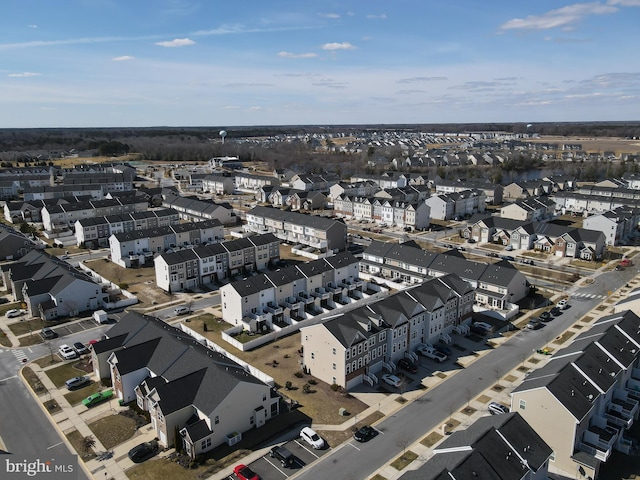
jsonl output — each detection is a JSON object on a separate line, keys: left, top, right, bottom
{"left": 43, "top": 399, "right": 62, "bottom": 414}
{"left": 370, "top": 475, "right": 388, "bottom": 480}
{"left": 0, "top": 328, "right": 11, "bottom": 346}
{"left": 190, "top": 327, "right": 369, "bottom": 425}
{"left": 8, "top": 318, "right": 45, "bottom": 336}
{"left": 22, "top": 366, "right": 48, "bottom": 395}
{"left": 0, "top": 302, "right": 22, "bottom": 316}
{"left": 19, "top": 334, "right": 43, "bottom": 347}
{"left": 45, "top": 361, "right": 93, "bottom": 388}
{"left": 33, "top": 355, "right": 61, "bottom": 368}
{"left": 421, "top": 431, "right": 444, "bottom": 448}
{"left": 64, "top": 382, "right": 100, "bottom": 405}
{"left": 390, "top": 450, "right": 418, "bottom": 470}
{"left": 66, "top": 429, "right": 96, "bottom": 461}
{"left": 555, "top": 331, "right": 575, "bottom": 345}
{"left": 89, "top": 414, "right": 137, "bottom": 450}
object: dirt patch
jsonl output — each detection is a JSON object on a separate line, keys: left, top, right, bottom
{"left": 421, "top": 431, "right": 444, "bottom": 448}
{"left": 555, "top": 331, "right": 575, "bottom": 345}
{"left": 22, "top": 366, "right": 48, "bottom": 395}
{"left": 504, "top": 374, "right": 518, "bottom": 383}
{"left": 461, "top": 406, "right": 477, "bottom": 416}
{"left": 89, "top": 414, "right": 138, "bottom": 450}
{"left": 476, "top": 394, "right": 492, "bottom": 403}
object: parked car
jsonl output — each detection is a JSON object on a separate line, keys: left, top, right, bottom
{"left": 73, "top": 342, "right": 89, "bottom": 355}
{"left": 550, "top": 306, "right": 562, "bottom": 316}
{"left": 5, "top": 309, "right": 22, "bottom": 318}
{"left": 40, "top": 327, "right": 57, "bottom": 340}
{"left": 486, "top": 252, "right": 499, "bottom": 257}
{"left": 353, "top": 425, "right": 378, "bottom": 442}
{"left": 434, "top": 343, "right": 453, "bottom": 356}
{"left": 417, "top": 345, "right": 448, "bottom": 362}
{"left": 65, "top": 376, "right": 91, "bottom": 390}
{"left": 269, "top": 445, "right": 294, "bottom": 467}
{"left": 82, "top": 389, "right": 113, "bottom": 407}
{"left": 233, "top": 464, "right": 260, "bottom": 480}
{"left": 557, "top": 299, "right": 569, "bottom": 310}
{"left": 58, "top": 344, "right": 78, "bottom": 360}
{"left": 0, "top": 297, "right": 8, "bottom": 304}
{"left": 128, "top": 440, "right": 159, "bottom": 463}
{"left": 472, "top": 322, "right": 493, "bottom": 334}
{"left": 526, "top": 318, "right": 543, "bottom": 330}
{"left": 539, "top": 311, "right": 552, "bottom": 322}
{"left": 381, "top": 373, "right": 402, "bottom": 388}
{"left": 499, "top": 255, "right": 515, "bottom": 261}
{"left": 488, "top": 402, "right": 509, "bottom": 415}
{"left": 505, "top": 245, "right": 514, "bottom": 251}
{"left": 397, "top": 358, "right": 418, "bottom": 373}
{"left": 300, "top": 426, "right": 325, "bottom": 449}
{"left": 174, "top": 306, "right": 190, "bottom": 315}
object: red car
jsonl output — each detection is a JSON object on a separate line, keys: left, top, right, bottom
{"left": 233, "top": 464, "right": 260, "bottom": 480}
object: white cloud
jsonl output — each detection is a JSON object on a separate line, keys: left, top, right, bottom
{"left": 322, "top": 42, "right": 356, "bottom": 50}
{"left": 27, "top": 24, "right": 37, "bottom": 28}
{"left": 112, "top": 55, "right": 135, "bottom": 61}
{"left": 277, "top": 51, "right": 318, "bottom": 58}
{"left": 608, "top": 0, "right": 640, "bottom": 5}
{"left": 366, "top": 14, "right": 387, "bottom": 20}
{"left": 155, "top": 38, "right": 195, "bottom": 47}
{"left": 8, "top": 72, "right": 41, "bottom": 77}
{"left": 500, "top": 3, "right": 617, "bottom": 31}
{"left": 319, "top": 13, "right": 340, "bottom": 19}
{"left": 398, "top": 76, "right": 447, "bottom": 83}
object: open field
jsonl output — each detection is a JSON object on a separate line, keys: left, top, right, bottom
{"left": 527, "top": 135, "right": 640, "bottom": 155}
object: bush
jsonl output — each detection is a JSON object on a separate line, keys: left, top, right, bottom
{"left": 302, "top": 383, "right": 311, "bottom": 393}
{"left": 330, "top": 383, "right": 340, "bottom": 391}
{"left": 308, "top": 378, "right": 317, "bottom": 385}
{"left": 285, "top": 381, "right": 292, "bottom": 390}
{"left": 294, "top": 371, "right": 304, "bottom": 378}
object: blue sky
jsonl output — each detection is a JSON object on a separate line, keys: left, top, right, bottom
{"left": 2, "top": 0, "right": 640, "bottom": 128}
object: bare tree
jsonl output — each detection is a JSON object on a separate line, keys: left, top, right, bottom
{"left": 494, "top": 365, "right": 502, "bottom": 389}
{"left": 464, "top": 387, "right": 473, "bottom": 409}
{"left": 396, "top": 435, "right": 411, "bottom": 460}
{"left": 82, "top": 435, "right": 96, "bottom": 455}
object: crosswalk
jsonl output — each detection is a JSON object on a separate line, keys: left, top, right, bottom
{"left": 570, "top": 293, "right": 606, "bottom": 300}
{"left": 12, "top": 349, "right": 27, "bottom": 363}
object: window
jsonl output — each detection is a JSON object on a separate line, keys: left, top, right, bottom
{"left": 200, "top": 438, "right": 211, "bottom": 450}
{"left": 549, "top": 451, "right": 555, "bottom": 462}
{"left": 214, "top": 416, "right": 219, "bottom": 425}
{"left": 519, "top": 399, "right": 526, "bottom": 410}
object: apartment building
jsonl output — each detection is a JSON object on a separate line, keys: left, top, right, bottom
{"left": 201, "top": 175, "right": 234, "bottom": 195}
{"left": 425, "top": 189, "right": 486, "bottom": 221}
{"left": 500, "top": 196, "right": 556, "bottom": 222}
{"left": 161, "top": 193, "right": 234, "bottom": 225}
{"left": 300, "top": 274, "right": 474, "bottom": 389}
{"left": 583, "top": 206, "right": 640, "bottom": 246}
{"left": 435, "top": 178, "right": 504, "bottom": 204}
{"left": 511, "top": 310, "right": 640, "bottom": 480}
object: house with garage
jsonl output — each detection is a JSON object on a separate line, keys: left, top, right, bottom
{"left": 0, "top": 224, "right": 37, "bottom": 261}
{"left": 91, "top": 312, "right": 278, "bottom": 457}
{"left": 583, "top": 206, "right": 640, "bottom": 246}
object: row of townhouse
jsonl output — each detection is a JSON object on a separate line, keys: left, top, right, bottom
{"left": 512, "top": 310, "right": 640, "bottom": 480}
{"left": 333, "top": 195, "right": 431, "bottom": 230}
{"left": 234, "top": 173, "right": 279, "bottom": 192}
{"left": 162, "top": 193, "right": 234, "bottom": 225}
{"left": 24, "top": 184, "right": 106, "bottom": 200}
{"left": 74, "top": 208, "right": 181, "bottom": 247}
{"left": 328, "top": 181, "right": 380, "bottom": 202}
{"left": 154, "top": 233, "right": 280, "bottom": 293}
{"left": 41, "top": 195, "right": 148, "bottom": 232}
{"left": 0, "top": 173, "right": 52, "bottom": 199}
{"left": 91, "top": 312, "right": 279, "bottom": 459}
{"left": 201, "top": 175, "right": 234, "bottom": 195}
{"left": 550, "top": 190, "right": 640, "bottom": 217}
{"left": 373, "top": 184, "right": 432, "bottom": 202}
{"left": 499, "top": 196, "right": 556, "bottom": 222}
{"left": 583, "top": 206, "right": 640, "bottom": 246}
{"left": 0, "top": 224, "right": 37, "bottom": 261}
{"left": 288, "top": 173, "right": 340, "bottom": 192}
{"left": 575, "top": 182, "right": 640, "bottom": 200}
{"left": 245, "top": 206, "right": 347, "bottom": 255}
{"left": 258, "top": 187, "right": 327, "bottom": 211}
{"left": 300, "top": 273, "right": 474, "bottom": 389}
{"left": 467, "top": 215, "right": 607, "bottom": 260}
{"left": 400, "top": 413, "right": 552, "bottom": 480}
{"left": 360, "top": 240, "right": 529, "bottom": 310}
{"left": 4, "top": 197, "right": 88, "bottom": 224}
{"left": 425, "top": 189, "right": 486, "bottom": 221}
{"left": 221, "top": 252, "right": 362, "bottom": 333}
{"left": 62, "top": 172, "right": 134, "bottom": 192}
{"left": 350, "top": 172, "right": 432, "bottom": 190}
{"left": 109, "top": 219, "right": 224, "bottom": 268}
{"left": 1, "top": 250, "right": 108, "bottom": 320}
{"left": 435, "top": 178, "right": 504, "bottom": 204}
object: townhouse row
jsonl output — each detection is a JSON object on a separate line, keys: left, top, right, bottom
{"left": 161, "top": 192, "right": 234, "bottom": 225}
{"left": 109, "top": 219, "right": 224, "bottom": 268}
{"left": 74, "top": 208, "right": 181, "bottom": 247}
{"left": 220, "top": 252, "right": 363, "bottom": 333}
{"left": 153, "top": 233, "right": 280, "bottom": 293}
{"left": 361, "top": 240, "right": 529, "bottom": 310}
{"left": 300, "top": 273, "right": 474, "bottom": 389}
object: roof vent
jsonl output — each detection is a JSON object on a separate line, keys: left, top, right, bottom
{"left": 571, "top": 389, "right": 575, "bottom": 396}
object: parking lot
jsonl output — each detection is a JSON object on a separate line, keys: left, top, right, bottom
{"left": 227, "top": 437, "right": 331, "bottom": 480}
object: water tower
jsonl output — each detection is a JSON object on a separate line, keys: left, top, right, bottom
{"left": 219, "top": 130, "right": 227, "bottom": 144}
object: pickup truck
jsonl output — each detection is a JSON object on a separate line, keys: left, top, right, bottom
{"left": 417, "top": 345, "right": 448, "bottom": 362}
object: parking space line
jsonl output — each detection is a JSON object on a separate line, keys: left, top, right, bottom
{"left": 263, "top": 457, "right": 289, "bottom": 477}
{"left": 294, "top": 440, "right": 319, "bottom": 458}
{"left": 47, "top": 441, "right": 63, "bottom": 450}
{"left": 348, "top": 442, "right": 361, "bottom": 451}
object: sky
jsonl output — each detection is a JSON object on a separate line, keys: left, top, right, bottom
{"left": 2, "top": 0, "right": 640, "bottom": 128}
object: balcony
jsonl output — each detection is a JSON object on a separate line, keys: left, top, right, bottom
{"left": 298, "top": 292, "right": 315, "bottom": 305}
{"left": 282, "top": 297, "right": 302, "bottom": 311}
{"left": 264, "top": 302, "right": 283, "bottom": 315}
{"left": 311, "top": 288, "right": 331, "bottom": 300}
{"left": 248, "top": 311, "right": 268, "bottom": 322}
{"left": 338, "top": 280, "right": 357, "bottom": 291}
{"left": 578, "top": 419, "right": 619, "bottom": 462}
{"left": 610, "top": 391, "right": 639, "bottom": 420}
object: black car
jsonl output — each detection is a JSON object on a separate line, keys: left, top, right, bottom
{"left": 539, "top": 311, "right": 552, "bottom": 322}
{"left": 353, "top": 425, "right": 378, "bottom": 442}
{"left": 270, "top": 445, "right": 294, "bottom": 467}
{"left": 397, "top": 358, "right": 418, "bottom": 374}
{"left": 40, "top": 327, "right": 57, "bottom": 340}
{"left": 128, "top": 440, "right": 159, "bottom": 463}
{"left": 550, "top": 306, "right": 562, "bottom": 316}
{"left": 486, "top": 252, "right": 499, "bottom": 257}
{"left": 434, "top": 343, "right": 453, "bottom": 356}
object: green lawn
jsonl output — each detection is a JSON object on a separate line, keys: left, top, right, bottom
{"left": 64, "top": 382, "right": 100, "bottom": 405}
{"left": 0, "top": 302, "right": 22, "bottom": 316}
{"left": 390, "top": 451, "right": 418, "bottom": 470}
{"left": 8, "top": 318, "right": 44, "bottom": 336}
{"left": 45, "top": 362, "right": 89, "bottom": 388}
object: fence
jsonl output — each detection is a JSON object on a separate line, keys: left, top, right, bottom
{"left": 77, "top": 261, "right": 139, "bottom": 309}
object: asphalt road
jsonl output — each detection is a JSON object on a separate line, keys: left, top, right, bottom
{"left": 0, "top": 324, "right": 109, "bottom": 480}
{"left": 153, "top": 292, "right": 221, "bottom": 320}
{"left": 293, "top": 270, "right": 631, "bottom": 480}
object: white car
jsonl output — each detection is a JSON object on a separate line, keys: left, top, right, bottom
{"left": 5, "top": 309, "right": 22, "bottom": 318}
{"left": 417, "top": 345, "right": 448, "bottom": 362}
{"left": 381, "top": 373, "right": 402, "bottom": 388}
{"left": 58, "top": 344, "right": 78, "bottom": 360}
{"left": 300, "top": 427, "right": 325, "bottom": 449}
{"left": 488, "top": 402, "right": 509, "bottom": 415}
{"left": 174, "top": 306, "right": 190, "bottom": 315}
{"left": 557, "top": 299, "right": 569, "bottom": 310}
